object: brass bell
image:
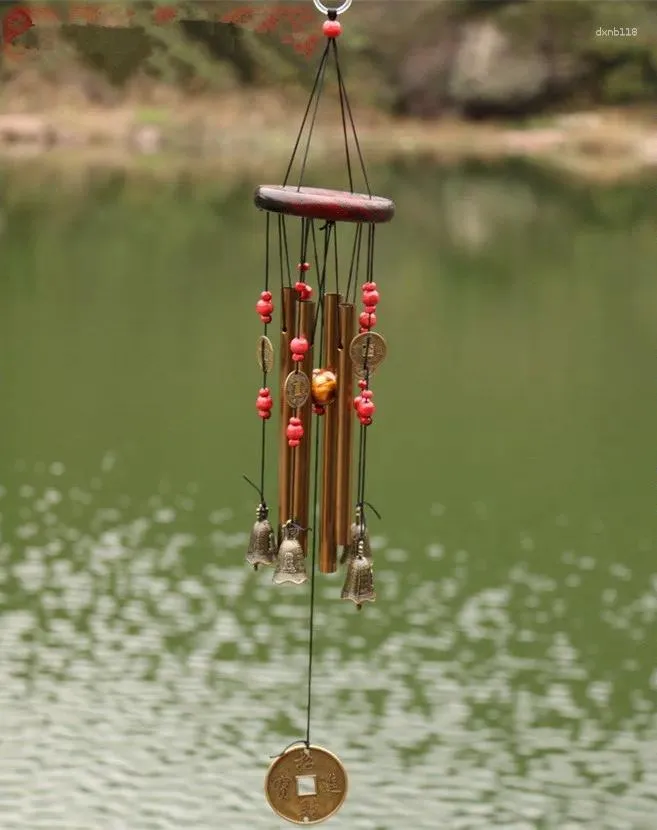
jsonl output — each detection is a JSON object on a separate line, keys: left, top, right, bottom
{"left": 340, "top": 541, "right": 376, "bottom": 609}
{"left": 339, "top": 504, "right": 371, "bottom": 566}
{"left": 273, "top": 520, "right": 308, "bottom": 585}
{"left": 246, "top": 502, "right": 277, "bottom": 570}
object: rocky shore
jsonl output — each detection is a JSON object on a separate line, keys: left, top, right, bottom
{"left": 0, "top": 95, "right": 656, "bottom": 183}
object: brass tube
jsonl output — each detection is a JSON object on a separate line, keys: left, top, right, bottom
{"left": 278, "top": 287, "right": 297, "bottom": 533}
{"left": 291, "top": 299, "right": 315, "bottom": 555}
{"left": 335, "top": 303, "right": 355, "bottom": 546}
{"left": 319, "top": 293, "right": 341, "bottom": 573}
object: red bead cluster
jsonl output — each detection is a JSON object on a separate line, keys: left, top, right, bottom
{"left": 312, "top": 404, "right": 325, "bottom": 416}
{"left": 290, "top": 336, "right": 309, "bottom": 363}
{"left": 286, "top": 416, "right": 304, "bottom": 447}
{"left": 323, "top": 19, "right": 341, "bottom": 39}
{"left": 359, "top": 282, "right": 379, "bottom": 333}
{"left": 256, "top": 290, "right": 273, "bottom": 324}
{"left": 295, "top": 262, "right": 312, "bottom": 300}
{"left": 256, "top": 387, "right": 273, "bottom": 420}
{"left": 353, "top": 379, "right": 376, "bottom": 426}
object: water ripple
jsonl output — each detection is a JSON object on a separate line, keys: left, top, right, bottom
{"left": 0, "top": 476, "right": 656, "bottom": 829}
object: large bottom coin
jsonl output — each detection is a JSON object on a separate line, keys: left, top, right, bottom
{"left": 265, "top": 744, "right": 348, "bottom": 825}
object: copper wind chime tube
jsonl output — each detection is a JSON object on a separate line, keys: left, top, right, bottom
{"left": 319, "top": 292, "right": 340, "bottom": 573}
{"left": 277, "top": 286, "right": 297, "bottom": 535}
{"left": 291, "top": 298, "right": 315, "bottom": 554}
{"left": 335, "top": 301, "right": 355, "bottom": 546}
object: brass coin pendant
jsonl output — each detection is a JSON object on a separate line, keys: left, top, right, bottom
{"left": 256, "top": 335, "right": 275, "bottom": 373}
{"left": 349, "top": 331, "right": 387, "bottom": 379}
{"left": 265, "top": 744, "right": 348, "bottom": 825}
{"left": 284, "top": 370, "right": 310, "bottom": 409}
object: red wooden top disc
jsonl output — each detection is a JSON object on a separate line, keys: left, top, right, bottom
{"left": 254, "top": 185, "right": 395, "bottom": 224}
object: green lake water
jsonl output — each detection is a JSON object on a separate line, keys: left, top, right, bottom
{"left": 0, "top": 160, "right": 656, "bottom": 829}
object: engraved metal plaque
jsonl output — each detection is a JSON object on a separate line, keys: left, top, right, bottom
{"left": 349, "top": 331, "right": 387, "bottom": 379}
{"left": 284, "top": 370, "right": 310, "bottom": 409}
{"left": 256, "top": 335, "right": 275, "bottom": 373}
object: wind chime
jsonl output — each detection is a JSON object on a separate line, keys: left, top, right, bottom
{"left": 243, "top": 0, "right": 394, "bottom": 823}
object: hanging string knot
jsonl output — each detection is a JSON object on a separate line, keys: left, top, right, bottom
{"left": 242, "top": 474, "right": 265, "bottom": 504}
{"left": 358, "top": 499, "right": 382, "bottom": 520}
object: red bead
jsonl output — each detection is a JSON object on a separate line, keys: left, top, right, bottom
{"left": 363, "top": 304, "right": 377, "bottom": 315}
{"left": 290, "top": 337, "right": 308, "bottom": 356}
{"left": 357, "top": 399, "right": 375, "bottom": 418}
{"left": 359, "top": 312, "right": 376, "bottom": 329}
{"left": 259, "top": 388, "right": 270, "bottom": 397}
{"left": 256, "top": 298, "right": 273, "bottom": 316}
{"left": 312, "top": 404, "right": 325, "bottom": 416}
{"left": 297, "top": 262, "right": 310, "bottom": 272}
{"left": 259, "top": 411, "right": 271, "bottom": 420}
{"left": 358, "top": 379, "right": 368, "bottom": 390}
{"left": 256, "top": 396, "right": 273, "bottom": 412}
{"left": 295, "top": 281, "right": 312, "bottom": 299}
{"left": 260, "top": 314, "right": 272, "bottom": 325}
{"left": 359, "top": 416, "right": 373, "bottom": 426}
{"left": 286, "top": 416, "right": 304, "bottom": 442}
{"left": 362, "top": 281, "right": 377, "bottom": 292}
{"left": 323, "top": 19, "right": 341, "bottom": 38}
{"left": 363, "top": 290, "right": 380, "bottom": 307}
{"left": 361, "top": 390, "right": 373, "bottom": 400}
{"left": 286, "top": 415, "right": 304, "bottom": 444}
{"left": 261, "top": 290, "right": 272, "bottom": 301}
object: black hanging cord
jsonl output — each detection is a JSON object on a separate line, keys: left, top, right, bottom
{"left": 355, "top": 223, "right": 376, "bottom": 529}
{"left": 310, "top": 220, "right": 321, "bottom": 274}
{"left": 245, "top": 214, "right": 273, "bottom": 505}
{"left": 278, "top": 215, "right": 291, "bottom": 290}
{"left": 312, "top": 222, "right": 334, "bottom": 343}
{"left": 332, "top": 222, "right": 340, "bottom": 296}
{"left": 258, "top": 212, "right": 272, "bottom": 498}
{"left": 299, "top": 217, "right": 312, "bottom": 266}
{"left": 243, "top": 474, "right": 264, "bottom": 503}
{"left": 283, "top": 18, "right": 372, "bottom": 196}
{"left": 345, "top": 223, "right": 363, "bottom": 304}
{"left": 303, "top": 221, "right": 331, "bottom": 749}
{"left": 304, "top": 384, "right": 322, "bottom": 748}
{"left": 281, "top": 216, "right": 293, "bottom": 288}
{"left": 332, "top": 38, "right": 354, "bottom": 194}
{"left": 296, "top": 48, "right": 331, "bottom": 192}
{"left": 282, "top": 40, "right": 332, "bottom": 189}
{"left": 333, "top": 40, "right": 372, "bottom": 198}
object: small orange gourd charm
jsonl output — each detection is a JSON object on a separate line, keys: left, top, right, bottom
{"left": 311, "top": 368, "right": 338, "bottom": 406}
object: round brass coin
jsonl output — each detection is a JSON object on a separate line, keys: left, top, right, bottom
{"left": 256, "top": 335, "right": 275, "bottom": 373}
{"left": 284, "top": 370, "right": 310, "bottom": 409}
{"left": 265, "top": 744, "right": 348, "bottom": 825}
{"left": 349, "top": 331, "right": 387, "bottom": 379}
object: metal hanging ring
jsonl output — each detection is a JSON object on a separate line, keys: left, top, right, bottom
{"left": 312, "top": 0, "right": 353, "bottom": 16}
